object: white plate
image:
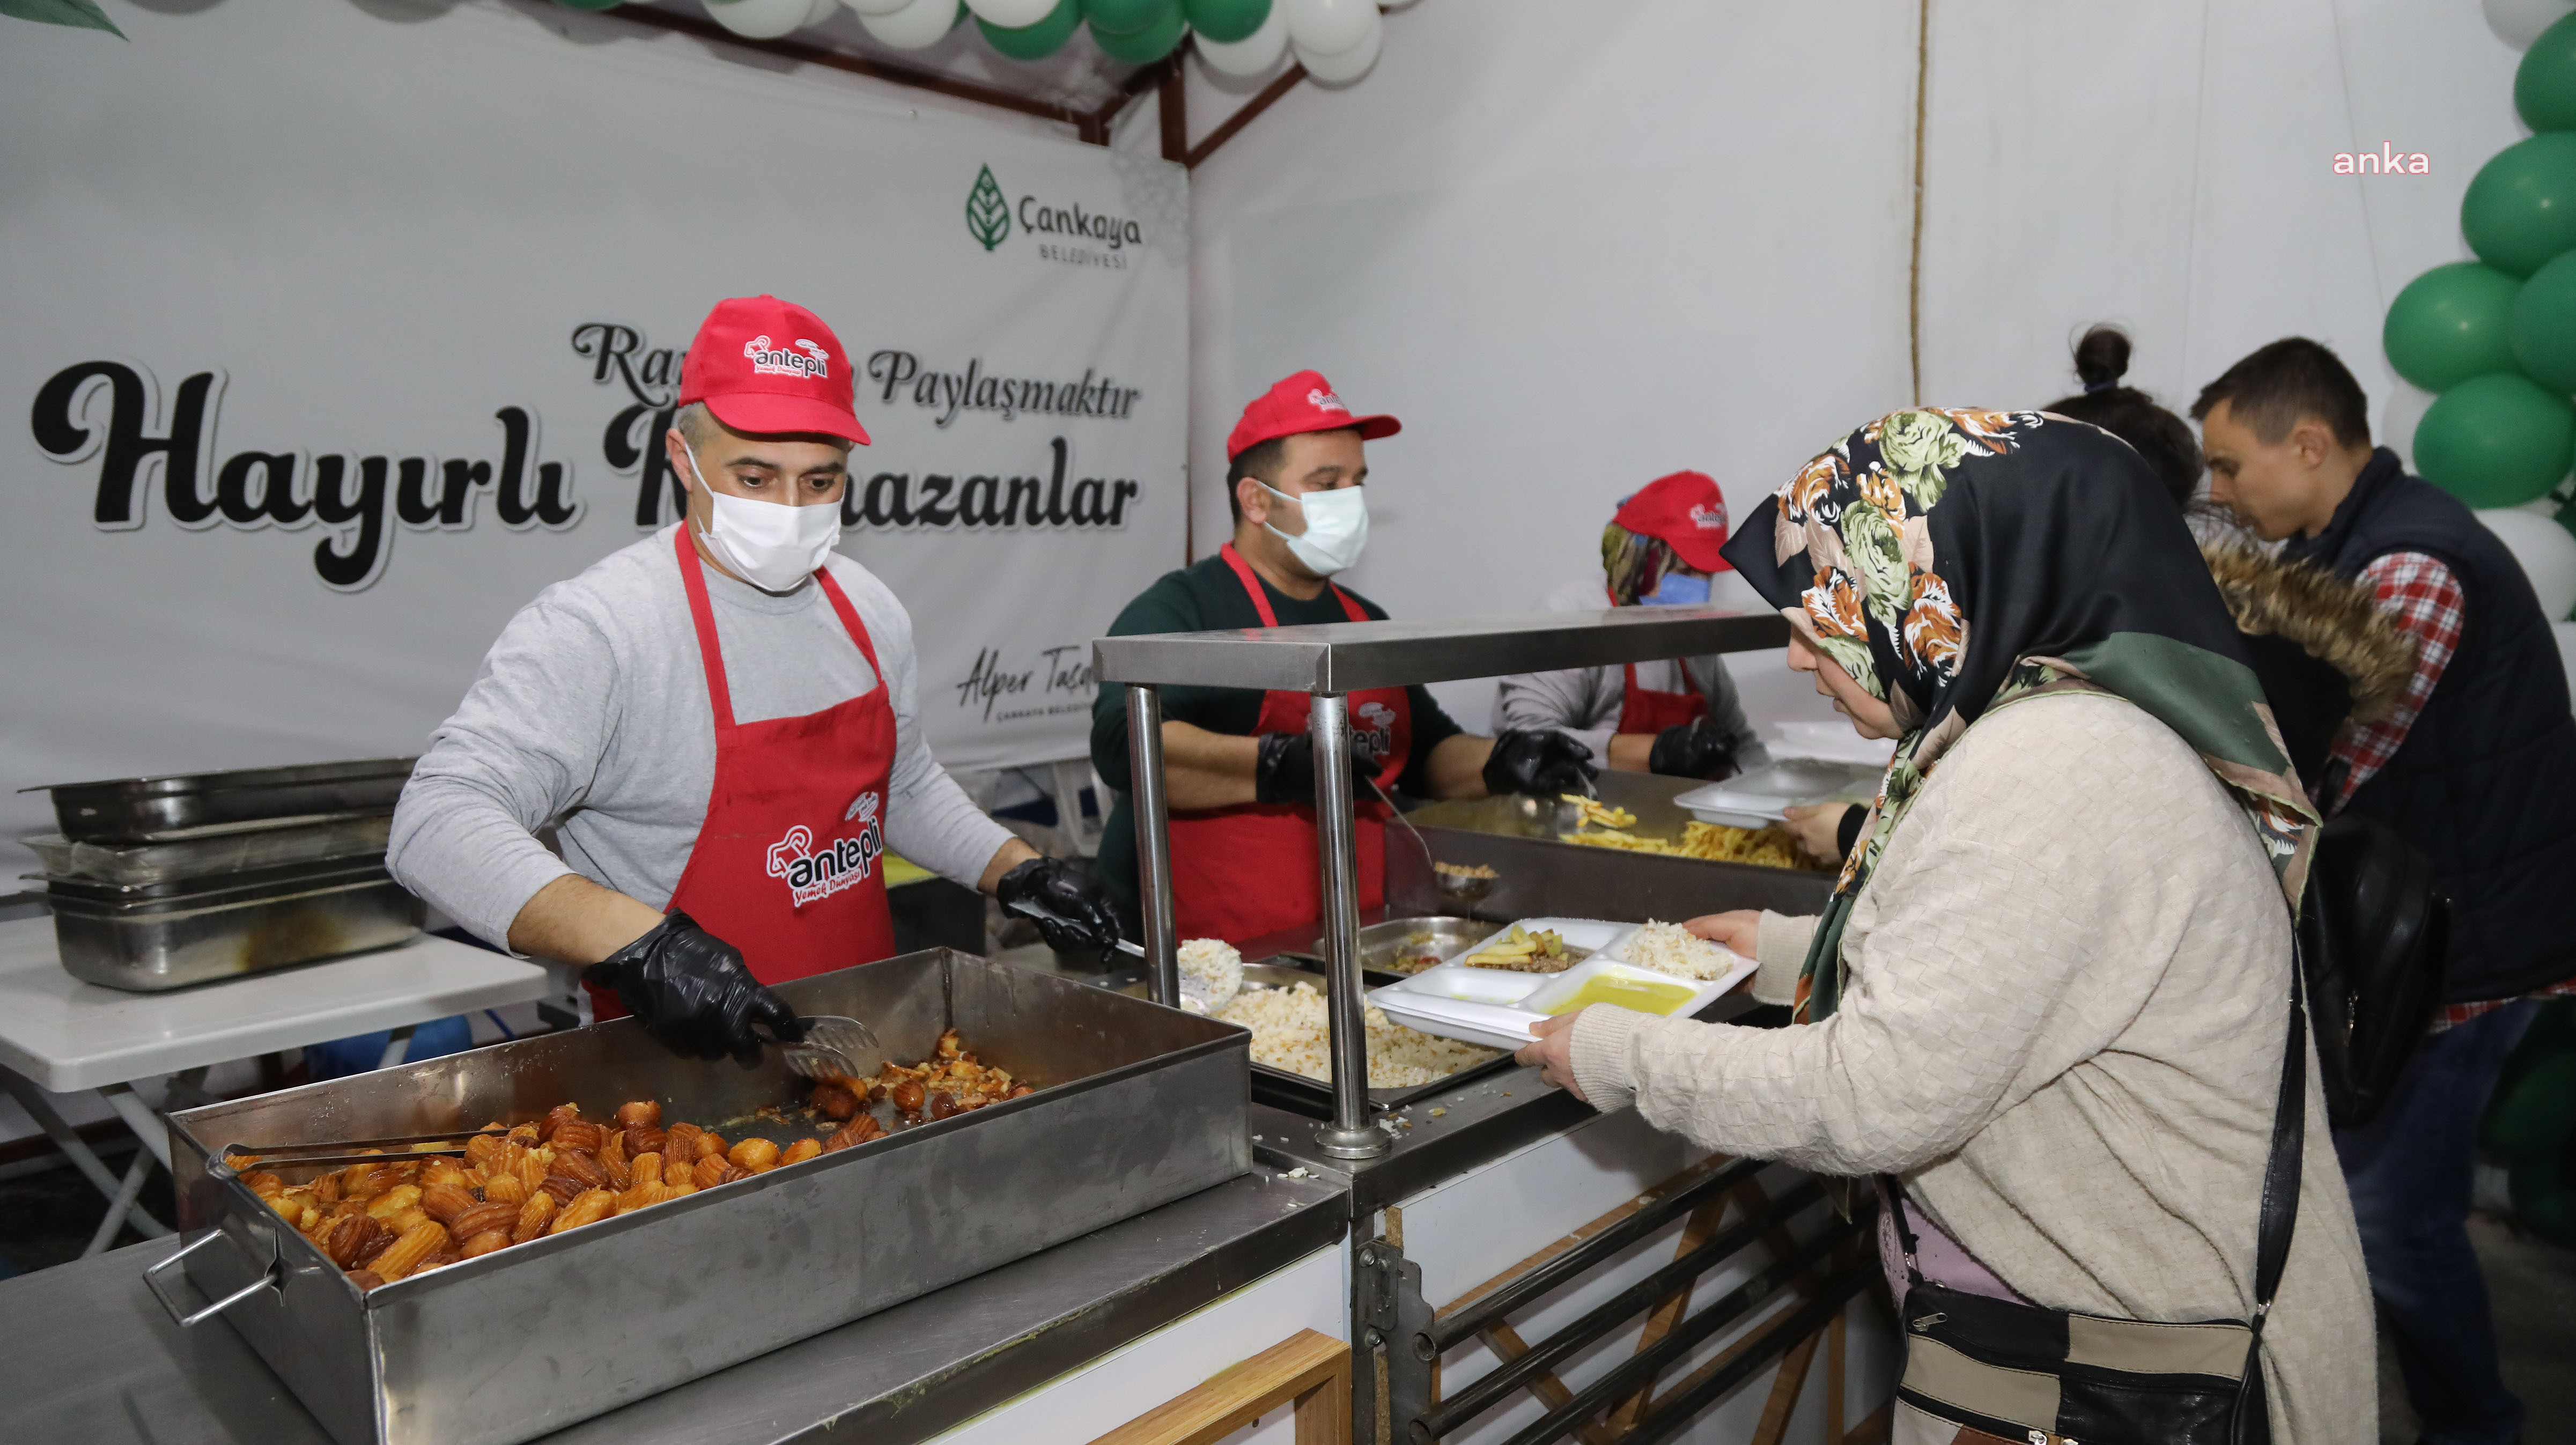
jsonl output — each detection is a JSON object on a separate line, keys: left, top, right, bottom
{"left": 1368, "top": 921, "right": 1754, "bottom": 1052}
{"left": 1670, "top": 759, "right": 1884, "bottom": 827}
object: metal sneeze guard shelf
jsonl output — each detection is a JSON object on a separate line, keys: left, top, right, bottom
{"left": 1092, "top": 606, "right": 1787, "bottom": 693}
{"left": 1094, "top": 604, "right": 1790, "bottom": 1163}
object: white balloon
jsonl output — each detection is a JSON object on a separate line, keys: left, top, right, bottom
{"left": 708, "top": 0, "right": 820, "bottom": 38}
{"left": 807, "top": 0, "right": 843, "bottom": 22}
{"left": 1283, "top": 0, "right": 1372, "bottom": 55}
{"left": 860, "top": 0, "right": 958, "bottom": 47}
{"left": 2485, "top": 0, "right": 2576, "bottom": 49}
{"left": 2382, "top": 380, "right": 2437, "bottom": 472}
{"left": 846, "top": 0, "right": 912, "bottom": 14}
{"left": 2479, "top": 507, "right": 2576, "bottom": 620}
{"left": 1197, "top": 0, "right": 1287, "bottom": 75}
{"left": 1294, "top": 6, "right": 1378, "bottom": 82}
{"left": 964, "top": 0, "right": 1054, "bottom": 25}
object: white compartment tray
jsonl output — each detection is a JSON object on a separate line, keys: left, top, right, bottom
{"left": 1368, "top": 919, "right": 1754, "bottom": 1052}
{"left": 1670, "top": 758, "right": 1884, "bottom": 828}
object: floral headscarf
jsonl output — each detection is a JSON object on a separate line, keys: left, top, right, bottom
{"left": 1719, "top": 410, "right": 2319, "bottom": 1023}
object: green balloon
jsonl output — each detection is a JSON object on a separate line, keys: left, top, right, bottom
{"left": 2415, "top": 373, "right": 2576, "bottom": 506}
{"left": 2520, "top": 10, "right": 2576, "bottom": 133}
{"left": 980, "top": 0, "right": 1081, "bottom": 60}
{"left": 1083, "top": 0, "right": 1164, "bottom": 35}
{"left": 1184, "top": 0, "right": 1267, "bottom": 45}
{"left": 2511, "top": 1147, "right": 2576, "bottom": 1247}
{"left": 2463, "top": 133, "right": 2576, "bottom": 278}
{"left": 2385, "top": 262, "right": 2522, "bottom": 392}
{"left": 1093, "top": 0, "right": 1185, "bottom": 62}
{"left": 2514, "top": 251, "right": 2576, "bottom": 394}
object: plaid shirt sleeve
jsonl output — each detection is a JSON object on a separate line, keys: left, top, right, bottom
{"left": 2323, "top": 551, "right": 2462, "bottom": 816}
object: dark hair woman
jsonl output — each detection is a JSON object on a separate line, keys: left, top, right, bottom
{"left": 1519, "top": 410, "right": 2373, "bottom": 1443}
{"left": 2043, "top": 325, "right": 2207, "bottom": 506}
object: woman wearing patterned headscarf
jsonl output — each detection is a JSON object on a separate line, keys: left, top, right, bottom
{"left": 1518, "top": 411, "right": 2371, "bottom": 1442}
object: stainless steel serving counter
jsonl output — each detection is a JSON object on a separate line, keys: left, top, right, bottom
{"left": 0, "top": 1164, "right": 1346, "bottom": 1445}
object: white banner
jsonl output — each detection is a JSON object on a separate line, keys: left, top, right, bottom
{"left": 0, "top": 2, "right": 1187, "bottom": 869}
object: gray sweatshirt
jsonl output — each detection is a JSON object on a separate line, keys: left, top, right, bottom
{"left": 388, "top": 526, "right": 1011, "bottom": 952}
{"left": 1492, "top": 576, "right": 1772, "bottom": 769}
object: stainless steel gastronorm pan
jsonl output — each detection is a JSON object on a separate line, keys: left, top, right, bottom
{"left": 1147, "top": 960, "right": 1517, "bottom": 1118}
{"left": 23, "top": 813, "right": 394, "bottom": 885}
{"left": 34, "top": 757, "right": 416, "bottom": 842}
{"left": 161, "top": 949, "right": 1252, "bottom": 1445}
{"left": 46, "top": 866, "right": 423, "bottom": 992}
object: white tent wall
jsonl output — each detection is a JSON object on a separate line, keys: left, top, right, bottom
{"left": 1181, "top": 0, "right": 2525, "bottom": 735}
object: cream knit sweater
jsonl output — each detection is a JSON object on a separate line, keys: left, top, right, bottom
{"left": 1569, "top": 692, "right": 2372, "bottom": 1444}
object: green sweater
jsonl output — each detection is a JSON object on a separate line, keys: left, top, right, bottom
{"left": 1089, "top": 552, "right": 1464, "bottom": 920}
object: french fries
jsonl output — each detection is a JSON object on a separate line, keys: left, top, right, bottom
{"left": 1561, "top": 793, "right": 1638, "bottom": 829}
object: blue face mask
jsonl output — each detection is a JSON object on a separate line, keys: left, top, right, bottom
{"left": 1637, "top": 571, "right": 1711, "bottom": 607}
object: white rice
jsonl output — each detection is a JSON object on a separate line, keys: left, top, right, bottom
{"left": 1616, "top": 921, "right": 1740, "bottom": 981}
{"left": 1177, "top": 937, "right": 1244, "bottom": 1012}
{"left": 1213, "top": 982, "right": 1500, "bottom": 1087}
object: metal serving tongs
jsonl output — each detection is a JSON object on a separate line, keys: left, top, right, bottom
{"left": 757, "top": 1015, "right": 886, "bottom": 1082}
{"left": 1006, "top": 897, "right": 1146, "bottom": 961}
{"left": 215, "top": 1126, "right": 512, "bottom": 1173}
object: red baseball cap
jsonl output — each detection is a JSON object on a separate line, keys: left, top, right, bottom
{"left": 677, "top": 295, "right": 870, "bottom": 446}
{"left": 1225, "top": 369, "right": 1399, "bottom": 460}
{"left": 1613, "top": 471, "right": 1733, "bottom": 572}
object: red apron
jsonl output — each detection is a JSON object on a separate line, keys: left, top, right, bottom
{"left": 1165, "top": 544, "right": 1412, "bottom": 947}
{"left": 588, "top": 530, "right": 901, "bottom": 1019}
{"left": 1611, "top": 586, "right": 1709, "bottom": 736}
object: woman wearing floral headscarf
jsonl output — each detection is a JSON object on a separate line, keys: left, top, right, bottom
{"left": 1518, "top": 411, "right": 2371, "bottom": 1442}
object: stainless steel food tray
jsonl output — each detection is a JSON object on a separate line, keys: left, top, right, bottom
{"left": 47, "top": 866, "right": 423, "bottom": 991}
{"left": 33, "top": 757, "right": 416, "bottom": 842}
{"left": 39, "top": 854, "right": 389, "bottom": 904}
{"left": 1216, "top": 961, "right": 1518, "bottom": 1118}
{"left": 23, "top": 813, "right": 394, "bottom": 885}
{"left": 160, "top": 949, "right": 1251, "bottom": 1445}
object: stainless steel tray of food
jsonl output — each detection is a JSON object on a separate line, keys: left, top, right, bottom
{"left": 22, "top": 813, "right": 393, "bottom": 885}
{"left": 1215, "top": 960, "right": 1518, "bottom": 1118}
{"left": 46, "top": 865, "right": 424, "bottom": 992}
{"left": 160, "top": 949, "right": 1251, "bottom": 1445}
{"left": 32, "top": 757, "right": 417, "bottom": 842}
{"left": 1315, "top": 916, "right": 1490, "bottom": 976}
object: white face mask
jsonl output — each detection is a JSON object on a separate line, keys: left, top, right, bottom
{"left": 683, "top": 444, "right": 843, "bottom": 593}
{"left": 1260, "top": 482, "right": 1369, "bottom": 577}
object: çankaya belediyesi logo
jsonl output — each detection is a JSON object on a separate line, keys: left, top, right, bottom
{"left": 966, "top": 164, "right": 1145, "bottom": 258}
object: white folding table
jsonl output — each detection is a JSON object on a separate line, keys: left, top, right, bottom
{"left": 0, "top": 917, "right": 552, "bottom": 1256}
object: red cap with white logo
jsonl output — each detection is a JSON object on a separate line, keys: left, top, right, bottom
{"left": 677, "top": 294, "right": 870, "bottom": 446}
{"left": 1224, "top": 369, "right": 1399, "bottom": 460}
{"left": 1613, "top": 470, "right": 1733, "bottom": 572}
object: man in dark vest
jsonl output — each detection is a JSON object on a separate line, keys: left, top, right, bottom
{"left": 2197, "top": 337, "right": 2576, "bottom": 1445}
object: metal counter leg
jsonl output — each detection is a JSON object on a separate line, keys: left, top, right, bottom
{"left": 0, "top": 1065, "right": 170, "bottom": 1242}
{"left": 1309, "top": 692, "right": 1386, "bottom": 1160}
{"left": 1126, "top": 684, "right": 1181, "bottom": 1008}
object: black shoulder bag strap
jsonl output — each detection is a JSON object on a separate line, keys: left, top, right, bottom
{"left": 2231, "top": 941, "right": 2308, "bottom": 1443}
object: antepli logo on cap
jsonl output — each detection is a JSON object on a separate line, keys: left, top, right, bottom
{"left": 1307, "top": 388, "right": 1350, "bottom": 414}
{"left": 1688, "top": 502, "right": 1726, "bottom": 530}
{"left": 744, "top": 335, "right": 830, "bottom": 381}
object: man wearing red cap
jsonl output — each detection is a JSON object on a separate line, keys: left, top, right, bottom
{"left": 391, "top": 296, "right": 1122, "bottom": 1064}
{"left": 1088, "top": 370, "right": 1598, "bottom": 945}
{"left": 1494, "top": 470, "right": 1769, "bottom": 780}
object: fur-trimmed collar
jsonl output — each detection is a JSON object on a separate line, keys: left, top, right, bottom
{"left": 2201, "top": 541, "right": 2417, "bottom": 724}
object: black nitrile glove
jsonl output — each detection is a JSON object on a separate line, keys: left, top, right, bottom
{"left": 1647, "top": 718, "right": 1741, "bottom": 780}
{"left": 1482, "top": 729, "right": 1599, "bottom": 797}
{"left": 994, "top": 857, "right": 1126, "bottom": 955}
{"left": 1252, "top": 729, "right": 1383, "bottom": 807}
{"left": 582, "top": 911, "right": 801, "bottom": 1068}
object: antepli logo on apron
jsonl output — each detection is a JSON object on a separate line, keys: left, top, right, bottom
{"left": 763, "top": 791, "right": 886, "bottom": 908}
